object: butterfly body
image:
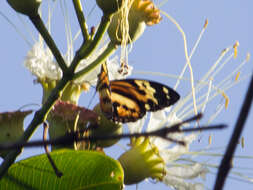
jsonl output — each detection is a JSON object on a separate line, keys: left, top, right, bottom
{"left": 97, "top": 63, "right": 180, "bottom": 123}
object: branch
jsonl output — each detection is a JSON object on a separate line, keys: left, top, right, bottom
{"left": 73, "top": 41, "right": 117, "bottom": 80}
{"left": 0, "top": 114, "right": 227, "bottom": 150}
{"left": 77, "top": 14, "right": 113, "bottom": 61}
{"left": 0, "top": 76, "right": 70, "bottom": 179}
{"left": 214, "top": 74, "right": 253, "bottom": 190}
{"left": 43, "top": 122, "right": 63, "bottom": 177}
{"left": 72, "top": 0, "right": 90, "bottom": 41}
{"left": 29, "top": 14, "right": 68, "bottom": 72}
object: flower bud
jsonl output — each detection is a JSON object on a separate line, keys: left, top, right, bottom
{"left": 7, "top": 0, "right": 42, "bottom": 17}
{"left": 0, "top": 110, "right": 32, "bottom": 158}
{"left": 108, "top": 0, "right": 161, "bottom": 45}
{"left": 48, "top": 101, "right": 98, "bottom": 150}
{"left": 96, "top": 0, "right": 123, "bottom": 15}
{"left": 118, "top": 137, "right": 165, "bottom": 184}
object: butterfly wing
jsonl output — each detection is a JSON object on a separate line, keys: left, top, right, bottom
{"left": 109, "top": 79, "right": 180, "bottom": 123}
{"left": 97, "top": 63, "right": 180, "bottom": 123}
{"left": 96, "top": 62, "right": 114, "bottom": 119}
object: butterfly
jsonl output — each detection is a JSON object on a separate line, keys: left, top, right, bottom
{"left": 96, "top": 62, "right": 180, "bottom": 123}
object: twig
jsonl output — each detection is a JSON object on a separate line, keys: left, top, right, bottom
{"left": 0, "top": 114, "right": 226, "bottom": 150}
{"left": 29, "top": 14, "right": 68, "bottom": 72}
{"left": 43, "top": 122, "right": 63, "bottom": 178}
{"left": 74, "top": 41, "right": 117, "bottom": 80}
{"left": 77, "top": 14, "right": 113, "bottom": 60}
{"left": 214, "top": 74, "right": 253, "bottom": 190}
{"left": 72, "top": 0, "right": 90, "bottom": 41}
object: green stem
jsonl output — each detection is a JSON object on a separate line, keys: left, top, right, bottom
{"left": 0, "top": 12, "right": 113, "bottom": 179}
{"left": 72, "top": 0, "right": 90, "bottom": 41}
{"left": 29, "top": 14, "right": 68, "bottom": 72}
{"left": 0, "top": 54, "right": 84, "bottom": 180}
{"left": 74, "top": 42, "right": 117, "bottom": 80}
{"left": 77, "top": 14, "right": 112, "bottom": 62}
{"left": 0, "top": 76, "right": 71, "bottom": 179}
{"left": 0, "top": 14, "right": 72, "bottom": 179}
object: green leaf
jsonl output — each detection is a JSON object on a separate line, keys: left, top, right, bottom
{"left": 1, "top": 150, "right": 124, "bottom": 190}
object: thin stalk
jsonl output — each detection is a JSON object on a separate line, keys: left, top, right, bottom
{"left": 77, "top": 14, "right": 112, "bottom": 61}
{"left": 72, "top": 0, "right": 90, "bottom": 41}
{"left": 74, "top": 42, "right": 117, "bottom": 80}
{"left": 29, "top": 14, "right": 68, "bottom": 72}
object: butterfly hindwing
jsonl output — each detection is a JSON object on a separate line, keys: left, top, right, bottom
{"left": 97, "top": 63, "right": 180, "bottom": 123}
{"left": 110, "top": 79, "right": 180, "bottom": 122}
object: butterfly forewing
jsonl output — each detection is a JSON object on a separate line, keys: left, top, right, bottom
{"left": 96, "top": 63, "right": 113, "bottom": 119}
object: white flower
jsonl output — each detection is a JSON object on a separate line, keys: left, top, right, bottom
{"left": 23, "top": 7, "right": 133, "bottom": 104}
{"left": 23, "top": 6, "right": 133, "bottom": 89}
{"left": 24, "top": 38, "right": 61, "bottom": 80}
{"left": 127, "top": 43, "right": 251, "bottom": 189}
{"left": 24, "top": 36, "right": 132, "bottom": 87}
{"left": 24, "top": 34, "right": 133, "bottom": 105}
{"left": 128, "top": 111, "right": 208, "bottom": 190}
{"left": 164, "top": 164, "right": 207, "bottom": 190}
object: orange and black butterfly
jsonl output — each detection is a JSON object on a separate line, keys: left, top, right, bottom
{"left": 96, "top": 63, "right": 180, "bottom": 123}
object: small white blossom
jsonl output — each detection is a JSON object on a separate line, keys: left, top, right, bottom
{"left": 24, "top": 39, "right": 61, "bottom": 80}
{"left": 24, "top": 37, "right": 133, "bottom": 87}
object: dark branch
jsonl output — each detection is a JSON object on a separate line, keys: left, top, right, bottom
{"left": 0, "top": 113, "right": 226, "bottom": 150}
{"left": 214, "top": 74, "right": 253, "bottom": 190}
{"left": 43, "top": 122, "right": 63, "bottom": 178}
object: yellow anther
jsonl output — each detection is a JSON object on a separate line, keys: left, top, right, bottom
{"left": 204, "top": 19, "right": 208, "bottom": 29}
{"left": 241, "top": 137, "right": 245, "bottom": 148}
{"left": 208, "top": 135, "right": 212, "bottom": 145}
{"left": 233, "top": 41, "right": 239, "bottom": 59}
{"left": 222, "top": 92, "right": 229, "bottom": 109}
{"left": 246, "top": 53, "right": 250, "bottom": 62}
{"left": 235, "top": 72, "right": 240, "bottom": 81}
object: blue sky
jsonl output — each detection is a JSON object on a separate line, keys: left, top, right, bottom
{"left": 0, "top": 0, "right": 253, "bottom": 189}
